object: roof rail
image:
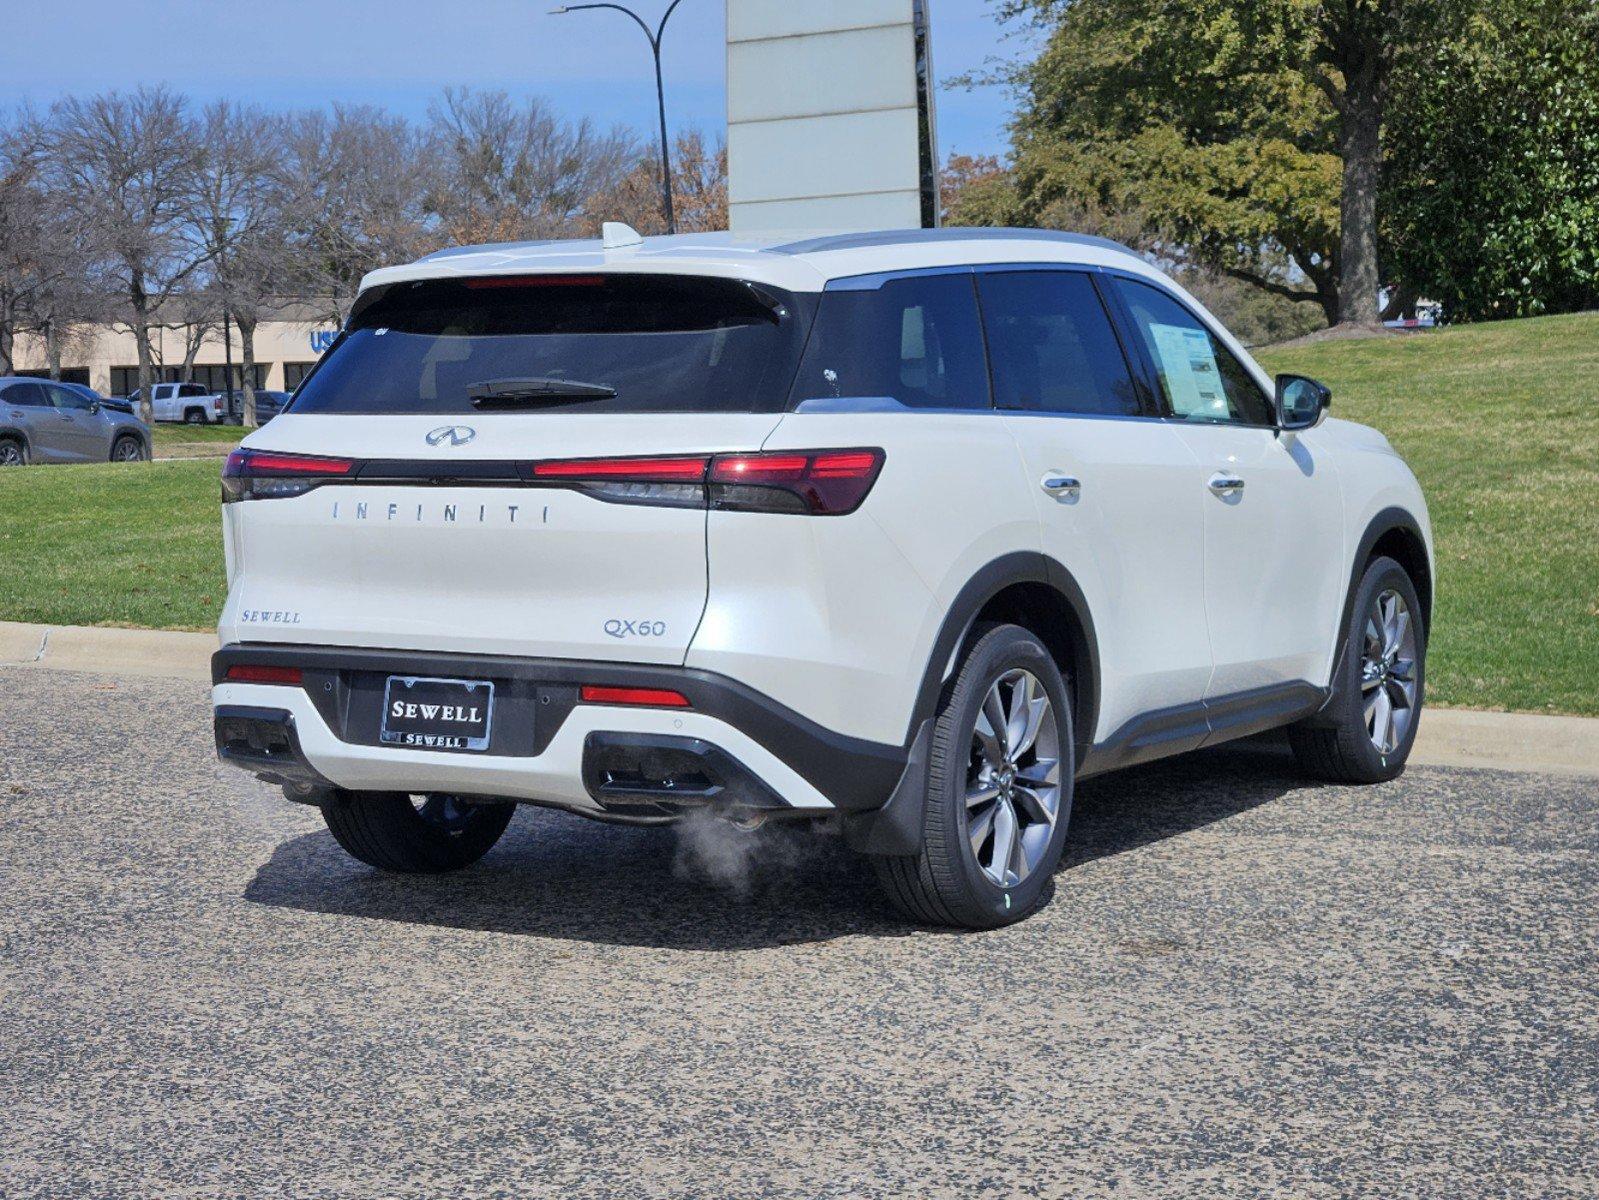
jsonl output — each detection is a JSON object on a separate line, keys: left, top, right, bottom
{"left": 770, "top": 227, "right": 1140, "bottom": 258}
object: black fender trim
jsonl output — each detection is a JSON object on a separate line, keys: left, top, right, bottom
{"left": 850, "top": 552, "right": 1101, "bottom": 856}
{"left": 1308, "top": 506, "right": 1432, "bottom": 724}
{"left": 901, "top": 551, "right": 1100, "bottom": 759}
{"left": 1343, "top": 506, "right": 1432, "bottom": 636}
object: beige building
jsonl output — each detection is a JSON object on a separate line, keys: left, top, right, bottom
{"left": 10, "top": 301, "right": 344, "bottom": 397}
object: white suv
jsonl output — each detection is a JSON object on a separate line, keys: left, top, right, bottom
{"left": 212, "top": 227, "right": 1432, "bottom": 928}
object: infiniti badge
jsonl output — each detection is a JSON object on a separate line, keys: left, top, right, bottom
{"left": 426, "top": 425, "right": 476, "bottom": 448}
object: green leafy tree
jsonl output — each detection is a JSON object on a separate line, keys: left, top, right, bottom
{"left": 992, "top": 0, "right": 1465, "bottom": 326}
{"left": 1383, "top": 0, "right": 1599, "bottom": 320}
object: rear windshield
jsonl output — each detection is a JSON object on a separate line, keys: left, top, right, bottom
{"left": 290, "top": 274, "right": 811, "bottom": 415}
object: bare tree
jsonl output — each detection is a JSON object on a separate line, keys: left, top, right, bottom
{"left": 193, "top": 102, "right": 293, "bottom": 426}
{"left": 598, "top": 129, "right": 727, "bottom": 236}
{"left": 40, "top": 88, "right": 204, "bottom": 422}
{"left": 0, "top": 112, "right": 107, "bottom": 376}
{"left": 425, "top": 88, "right": 637, "bottom": 244}
{"left": 279, "top": 104, "right": 436, "bottom": 322}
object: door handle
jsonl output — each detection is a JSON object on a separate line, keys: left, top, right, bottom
{"left": 1041, "top": 473, "right": 1081, "bottom": 498}
{"left": 1207, "top": 472, "right": 1245, "bottom": 496}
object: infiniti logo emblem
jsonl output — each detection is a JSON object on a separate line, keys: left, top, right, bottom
{"left": 426, "top": 425, "right": 476, "bottom": 448}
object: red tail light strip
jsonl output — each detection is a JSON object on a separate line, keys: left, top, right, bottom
{"left": 532, "top": 456, "right": 710, "bottom": 481}
{"left": 225, "top": 664, "right": 305, "bottom": 686}
{"left": 225, "top": 450, "right": 356, "bottom": 477}
{"left": 580, "top": 684, "right": 692, "bottom": 708}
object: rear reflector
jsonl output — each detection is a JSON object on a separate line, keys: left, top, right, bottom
{"left": 226, "top": 664, "right": 304, "bottom": 686}
{"left": 579, "top": 685, "right": 692, "bottom": 708}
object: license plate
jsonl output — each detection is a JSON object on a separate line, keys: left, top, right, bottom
{"left": 381, "top": 676, "right": 494, "bottom": 752}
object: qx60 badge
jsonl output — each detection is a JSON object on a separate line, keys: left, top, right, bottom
{"left": 426, "top": 425, "right": 476, "bottom": 447}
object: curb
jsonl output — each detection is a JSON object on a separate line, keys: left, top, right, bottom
{"left": 0, "top": 621, "right": 214, "bottom": 682}
{"left": 1409, "top": 709, "right": 1599, "bottom": 779}
{"left": 3, "top": 620, "right": 1597, "bottom": 778}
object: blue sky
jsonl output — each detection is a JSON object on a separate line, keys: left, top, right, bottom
{"left": 0, "top": 0, "right": 1031, "bottom": 159}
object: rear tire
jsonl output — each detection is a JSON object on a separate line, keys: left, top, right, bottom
{"left": 320, "top": 791, "right": 515, "bottom": 873}
{"left": 1289, "top": 555, "right": 1425, "bottom": 783}
{"left": 0, "top": 437, "right": 25, "bottom": 467}
{"left": 184, "top": 408, "right": 205, "bottom": 425}
{"left": 873, "top": 623, "right": 1074, "bottom": 929}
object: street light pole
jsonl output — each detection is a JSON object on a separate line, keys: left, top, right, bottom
{"left": 550, "top": 0, "right": 687, "bottom": 234}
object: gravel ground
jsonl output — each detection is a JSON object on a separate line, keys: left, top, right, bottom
{"left": 0, "top": 666, "right": 1594, "bottom": 1199}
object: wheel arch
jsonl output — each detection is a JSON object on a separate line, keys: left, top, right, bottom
{"left": 909, "top": 551, "right": 1100, "bottom": 767}
{"left": 848, "top": 551, "right": 1100, "bottom": 858}
{"left": 1349, "top": 507, "right": 1433, "bottom": 637}
{"left": 0, "top": 425, "right": 30, "bottom": 459}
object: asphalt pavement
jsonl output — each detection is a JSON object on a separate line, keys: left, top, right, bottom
{"left": 0, "top": 665, "right": 1594, "bottom": 1199}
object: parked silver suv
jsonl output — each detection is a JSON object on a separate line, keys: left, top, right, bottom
{"left": 0, "top": 378, "right": 151, "bottom": 465}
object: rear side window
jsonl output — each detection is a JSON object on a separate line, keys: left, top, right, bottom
{"left": 977, "top": 271, "right": 1141, "bottom": 417}
{"left": 1112, "top": 277, "right": 1273, "bottom": 426}
{"left": 791, "top": 273, "right": 991, "bottom": 410}
{"left": 3, "top": 382, "right": 48, "bottom": 407}
{"left": 290, "top": 274, "right": 808, "bottom": 415}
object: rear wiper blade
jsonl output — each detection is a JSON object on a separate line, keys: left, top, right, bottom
{"left": 467, "top": 377, "right": 617, "bottom": 407}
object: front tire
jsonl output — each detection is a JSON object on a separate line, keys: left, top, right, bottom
{"left": 320, "top": 791, "right": 515, "bottom": 873}
{"left": 110, "top": 435, "right": 146, "bottom": 463}
{"left": 873, "top": 623, "right": 1074, "bottom": 929}
{"left": 1289, "top": 555, "right": 1425, "bottom": 783}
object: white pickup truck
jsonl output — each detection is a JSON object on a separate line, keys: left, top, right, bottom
{"left": 130, "top": 382, "right": 230, "bottom": 424}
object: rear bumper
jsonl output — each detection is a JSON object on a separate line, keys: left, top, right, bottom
{"left": 211, "top": 643, "right": 909, "bottom": 815}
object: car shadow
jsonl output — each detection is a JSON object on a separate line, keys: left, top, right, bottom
{"left": 241, "top": 735, "right": 1306, "bottom": 951}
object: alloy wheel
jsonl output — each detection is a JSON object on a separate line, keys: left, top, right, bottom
{"left": 114, "top": 439, "right": 142, "bottom": 462}
{"left": 0, "top": 442, "right": 23, "bottom": 466}
{"left": 1361, "top": 589, "right": 1419, "bottom": 754}
{"left": 964, "top": 668, "right": 1062, "bottom": 888}
{"left": 412, "top": 793, "right": 478, "bottom": 834}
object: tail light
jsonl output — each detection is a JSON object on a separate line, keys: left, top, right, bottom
{"left": 580, "top": 684, "right": 691, "bottom": 708}
{"left": 531, "top": 455, "right": 709, "bottom": 509}
{"left": 709, "top": 449, "right": 884, "bottom": 515}
{"left": 223, "top": 449, "right": 356, "bottom": 503}
{"left": 529, "top": 449, "right": 884, "bottom": 515}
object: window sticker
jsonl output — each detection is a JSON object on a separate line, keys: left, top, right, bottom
{"left": 1149, "top": 323, "right": 1228, "bottom": 419}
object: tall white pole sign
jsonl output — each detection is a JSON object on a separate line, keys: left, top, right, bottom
{"left": 726, "top": 0, "right": 940, "bottom": 233}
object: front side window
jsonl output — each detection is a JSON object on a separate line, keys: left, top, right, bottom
{"left": 1112, "top": 277, "right": 1273, "bottom": 426}
{"left": 977, "top": 270, "right": 1141, "bottom": 417}
{"left": 290, "top": 274, "right": 807, "bottom": 416}
{"left": 791, "top": 273, "right": 990, "bottom": 410}
{"left": 46, "top": 385, "right": 91, "bottom": 411}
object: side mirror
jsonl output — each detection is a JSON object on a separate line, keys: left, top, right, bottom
{"left": 1274, "top": 374, "right": 1331, "bottom": 431}
{"left": 89, "top": 400, "right": 101, "bottom": 414}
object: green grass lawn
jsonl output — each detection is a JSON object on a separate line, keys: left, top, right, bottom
{"left": 0, "top": 458, "right": 225, "bottom": 631}
{"left": 1, "top": 313, "right": 1595, "bottom": 713}
{"left": 1259, "top": 312, "right": 1599, "bottom": 715}
{"left": 150, "top": 423, "right": 244, "bottom": 448}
